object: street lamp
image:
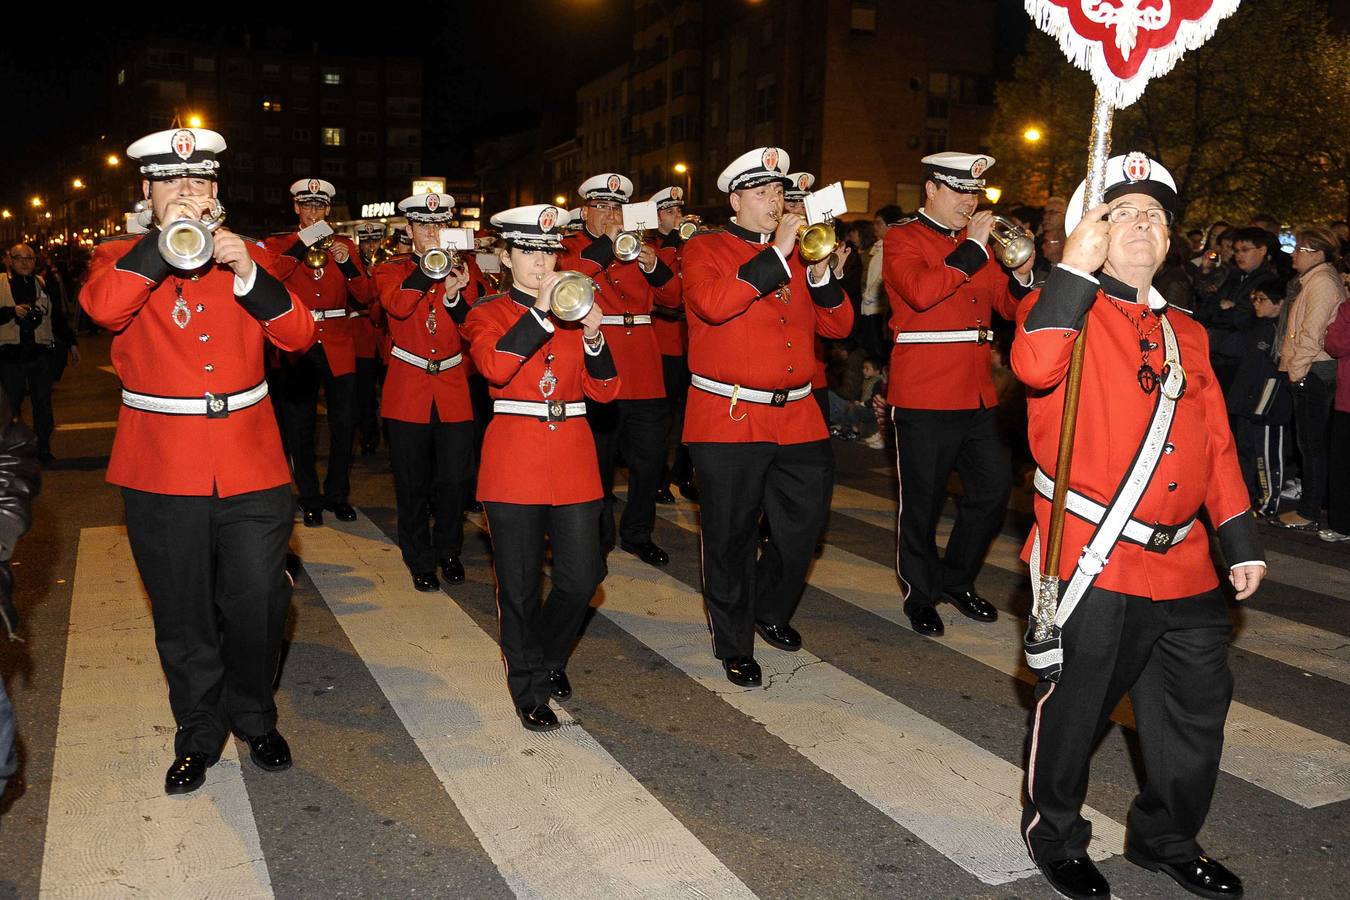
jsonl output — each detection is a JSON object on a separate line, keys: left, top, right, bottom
{"left": 72, "top": 178, "right": 85, "bottom": 190}
{"left": 554, "top": 194, "right": 567, "bottom": 206}
{"left": 1023, "top": 127, "right": 1043, "bottom": 143}
{"left": 106, "top": 154, "right": 120, "bottom": 167}
{"left": 187, "top": 114, "right": 204, "bottom": 128}
{"left": 984, "top": 186, "right": 1003, "bottom": 204}
{"left": 673, "top": 162, "right": 691, "bottom": 200}
{"left": 30, "top": 196, "right": 42, "bottom": 208}
{"left": 1, "top": 211, "right": 10, "bottom": 219}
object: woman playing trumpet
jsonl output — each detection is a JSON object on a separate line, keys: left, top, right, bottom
{"left": 462, "top": 205, "right": 619, "bottom": 732}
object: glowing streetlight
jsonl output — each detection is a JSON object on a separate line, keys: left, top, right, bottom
{"left": 1, "top": 210, "right": 10, "bottom": 219}
{"left": 30, "top": 196, "right": 42, "bottom": 208}
{"left": 984, "top": 186, "right": 1003, "bottom": 204}
{"left": 554, "top": 194, "right": 567, "bottom": 206}
{"left": 43, "top": 212, "right": 52, "bottom": 219}
{"left": 187, "top": 114, "right": 204, "bottom": 128}
{"left": 1023, "top": 127, "right": 1043, "bottom": 143}
{"left": 106, "top": 154, "right": 121, "bottom": 166}
{"left": 72, "top": 178, "right": 85, "bottom": 190}
{"left": 673, "top": 162, "right": 688, "bottom": 174}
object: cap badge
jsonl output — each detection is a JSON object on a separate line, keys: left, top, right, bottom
{"left": 308, "top": 179, "right": 321, "bottom": 194}
{"left": 171, "top": 129, "right": 196, "bottom": 161}
{"left": 762, "top": 149, "right": 780, "bottom": 172}
{"left": 671, "top": 186, "right": 683, "bottom": 201}
{"left": 607, "top": 174, "right": 621, "bottom": 192}
{"left": 1124, "top": 151, "right": 1152, "bottom": 182}
{"left": 797, "top": 174, "right": 810, "bottom": 190}
{"left": 539, "top": 206, "right": 559, "bottom": 232}
{"left": 970, "top": 157, "right": 990, "bottom": 178}
{"left": 425, "top": 194, "right": 441, "bottom": 211}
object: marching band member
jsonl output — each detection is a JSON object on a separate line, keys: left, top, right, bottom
{"left": 1014, "top": 154, "right": 1261, "bottom": 900}
{"left": 682, "top": 147, "right": 853, "bottom": 686}
{"left": 883, "top": 152, "right": 1036, "bottom": 636}
{"left": 462, "top": 205, "right": 620, "bottom": 731}
{"left": 648, "top": 186, "right": 694, "bottom": 503}
{"left": 559, "top": 173, "right": 679, "bottom": 568}
{"left": 352, "top": 221, "right": 388, "bottom": 455}
{"left": 264, "top": 179, "right": 372, "bottom": 527}
{"left": 80, "top": 127, "right": 315, "bottom": 794}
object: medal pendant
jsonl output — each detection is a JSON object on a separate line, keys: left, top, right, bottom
{"left": 171, "top": 286, "right": 191, "bottom": 329}
{"left": 777, "top": 286, "right": 792, "bottom": 304}
{"left": 312, "top": 267, "right": 325, "bottom": 281}
{"left": 1137, "top": 364, "right": 1159, "bottom": 394}
{"left": 539, "top": 370, "right": 557, "bottom": 399}
{"left": 425, "top": 309, "right": 437, "bottom": 335}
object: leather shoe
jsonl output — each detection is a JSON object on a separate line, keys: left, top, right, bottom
{"left": 302, "top": 508, "right": 324, "bottom": 528}
{"left": 327, "top": 502, "right": 358, "bottom": 522}
{"left": 755, "top": 621, "right": 802, "bottom": 652}
{"left": 905, "top": 603, "right": 945, "bottom": 636}
{"left": 547, "top": 669, "right": 572, "bottom": 700}
{"left": 655, "top": 486, "right": 676, "bottom": 505}
{"left": 517, "top": 704, "right": 561, "bottom": 732}
{"left": 723, "top": 656, "right": 762, "bottom": 687}
{"left": 164, "top": 753, "right": 211, "bottom": 795}
{"left": 1038, "top": 857, "right": 1110, "bottom": 899}
{"left": 245, "top": 729, "right": 293, "bottom": 772}
{"left": 412, "top": 572, "right": 440, "bottom": 592}
{"left": 943, "top": 589, "right": 998, "bottom": 622}
{"left": 621, "top": 540, "right": 669, "bottom": 567}
{"left": 677, "top": 479, "right": 699, "bottom": 502}
{"left": 440, "top": 556, "right": 465, "bottom": 584}
{"left": 1126, "top": 852, "right": 1243, "bottom": 898}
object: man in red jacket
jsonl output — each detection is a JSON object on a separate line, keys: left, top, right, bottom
{"left": 80, "top": 127, "right": 316, "bottom": 795}
{"left": 883, "top": 152, "right": 1036, "bottom": 637}
{"left": 1013, "top": 153, "right": 1262, "bottom": 900}
{"left": 559, "top": 173, "right": 680, "bottom": 567}
{"left": 264, "top": 179, "right": 372, "bottom": 527}
{"left": 648, "top": 186, "right": 694, "bottom": 504}
{"left": 683, "top": 147, "right": 854, "bottom": 686}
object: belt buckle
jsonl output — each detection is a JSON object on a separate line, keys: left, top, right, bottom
{"left": 311, "top": 309, "right": 323, "bottom": 322}
{"left": 622, "top": 312, "right": 635, "bottom": 328}
{"left": 770, "top": 390, "right": 789, "bottom": 407}
{"left": 426, "top": 359, "right": 441, "bottom": 374}
{"left": 1145, "top": 523, "right": 1180, "bottom": 553}
{"left": 546, "top": 401, "right": 567, "bottom": 422}
{"left": 975, "top": 327, "right": 990, "bottom": 345}
{"left": 206, "top": 392, "right": 229, "bottom": 419}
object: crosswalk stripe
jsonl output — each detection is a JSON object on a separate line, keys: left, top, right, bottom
{"left": 295, "top": 513, "right": 756, "bottom": 900}
{"left": 41, "top": 526, "right": 273, "bottom": 898}
{"left": 648, "top": 497, "right": 1350, "bottom": 809}
{"left": 583, "top": 544, "right": 1126, "bottom": 886}
{"left": 826, "top": 482, "right": 1350, "bottom": 686}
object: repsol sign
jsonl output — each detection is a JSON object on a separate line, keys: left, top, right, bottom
{"left": 361, "top": 201, "right": 396, "bottom": 217}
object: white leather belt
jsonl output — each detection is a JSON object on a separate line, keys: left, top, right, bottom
{"left": 493, "top": 399, "right": 587, "bottom": 422}
{"left": 600, "top": 314, "right": 652, "bottom": 327}
{"left": 894, "top": 327, "right": 993, "bottom": 345}
{"left": 391, "top": 345, "right": 462, "bottom": 374}
{"left": 311, "top": 308, "right": 347, "bottom": 321}
{"left": 690, "top": 374, "right": 812, "bottom": 407}
{"left": 1032, "top": 468, "right": 1196, "bottom": 552}
{"left": 122, "top": 381, "right": 268, "bottom": 418}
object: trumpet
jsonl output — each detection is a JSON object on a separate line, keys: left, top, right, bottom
{"left": 305, "top": 235, "right": 335, "bottom": 269}
{"left": 420, "top": 246, "right": 461, "bottom": 280}
{"left": 677, "top": 215, "right": 703, "bottom": 241}
{"left": 613, "top": 229, "right": 645, "bottom": 263}
{"left": 545, "top": 270, "right": 596, "bottom": 321}
{"left": 772, "top": 209, "right": 837, "bottom": 263}
{"left": 988, "top": 216, "right": 1035, "bottom": 269}
{"left": 158, "top": 202, "right": 226, "bottom": 270}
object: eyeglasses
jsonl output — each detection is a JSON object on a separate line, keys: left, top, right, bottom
{"left": 586, "top": 202, "right": 621, "bottom": 212}
{"left": 1294, "top": 245, "right": 1322, "bottom": 254}
{"left": 1105, "top": 205, "right": 1173, "bottom": 226}
{"left": 9, "top": 255, "right": 35, "bottom": 261}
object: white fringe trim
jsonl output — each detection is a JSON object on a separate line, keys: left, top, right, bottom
{"left": 1025, "top": 0, "right": 1242, "bottom": 108}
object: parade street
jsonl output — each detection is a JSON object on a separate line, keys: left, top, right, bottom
{"left": 0, "top": 338, "right": 1345, "bottom": 899}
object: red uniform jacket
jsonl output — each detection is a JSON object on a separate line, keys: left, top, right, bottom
{"left": 1011, "top": 266, "right": 1263, "bottom": 600}
{"left": 371, "top": 256, "right": 474, "bottom": 425}
{"left": 681, "top": 221, "right": 854, "bottom": 445}
{"left": 559, "top": 229, "right": 680, "bottom": 400}
{"left": 350, "top": 307, "right": 383, "bottom": 360}
{"left": 462, "top": 289, "right": 622, "bottom": 506}
{"left": 652, "top": 230, "right": 688, "bottom": 357}
{"left": 884, "top": 212, "right": 1030, "bottom": 410}
{"left": 263, "top": 231, "right": 373, "bottom": 377}
{"left": 81, "top": 233, "right": 315, "bottom": 497}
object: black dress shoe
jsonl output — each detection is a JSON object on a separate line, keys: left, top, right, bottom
{"left": 905, "top": 603, "right": 945, "bottom": 636}
{"left": 327, "top": 502, "right": 358, "bottom": 522}
{"left": 412, "top": 572, "right": 440, "bottom": 592}
{"left": 755, "top": 621, "right": 802, "bottom": 652}
{"left": 723, "top": 656, "right": 762, "bottom": 687}
{"left": 655, "top": 486, "right": 676, "bottom": 505}
{"left": 302, "top": 509, "right": 324, "bottom": 528}
{"left": 1126, "top": 852, "right": 1243, "bottom": 898}
{"left": 677, "top": 479, "right": 699, "bottom": 502}
{"left": 547, "top": 669, "right": 572, "bottom": 700}
{"left": 517, "top": 704, "right": 561, "bottom": 732}
{"left": 1038, "top": 857, "right": 1111, "bottom": 899}
{"left": 245, "top": 729, "right": 293, "bottom": 772}
{"left": 164, "top": 753, "right": 211, "bottom": 795}
{"left": 943, "top": 589, "right": 999, "bottom": 622}
{"left": 440, "top": 555, "right": 465, "bottom": 584}
{"left": 621, "top": 540, "right": 669, "bottom": 567}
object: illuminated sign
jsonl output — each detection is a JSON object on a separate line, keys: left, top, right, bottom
{"left": 360, "top": 201, "right": 396, "bottom": 217}
{"left": 411, "top": 178, "right": 446, "bottom": 196}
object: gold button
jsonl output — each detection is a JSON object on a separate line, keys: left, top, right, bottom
{"left": 786, "top": 342, "right": 793, "bottom": 348}
{"left": 787, "top": 365, "right": 794, "bottom": 374}
{"left": 204, "top": 364, "right": 214, "bottom": 372}
{"left": 191, "top": 275, "right": 200, "bottom": 282}
{"left": 199, "top": 334, "right": 209, "bottom": 342}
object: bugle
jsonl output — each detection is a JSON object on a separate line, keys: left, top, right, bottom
{"left": 545, "top": 270, "right": 596, "bottom": 322}
{"left": 158, "top": 202, "right": 226, "bottom": 270}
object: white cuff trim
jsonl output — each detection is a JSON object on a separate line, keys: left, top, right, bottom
{"left": 530, "top": 307, "right": 555, "bottom": 333}
{"left": 1056, "top": 263, "right": 1099, "bottom": 284}
{"left": 770, "top": 245, "right": 792, "bottom": 280}
{"left": 233, "top": 265, "right": 258, "bottom": 296}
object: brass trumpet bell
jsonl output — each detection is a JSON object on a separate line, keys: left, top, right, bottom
{"left": 547, "top": 271, "right": 596, "bottom": 322}
{"left": 613, "top": 230, "right": 644, "bottom": 263}
{"left": 990, "top": 216, "right": 1035, "bottom": 269}
{"left": 304, "top": 236, "right": 334, "bottom": 269}
{"left": 798, "top": 222, "right": 837, "bottom": 264}
{"left": 677, "top": 216, "right": 701, "bottom": 241}
{"left": 158, "top": 203, "right": 226, "bottom": 270}
{"left": 420, "top": 247, "right": 453, "bottom": 280}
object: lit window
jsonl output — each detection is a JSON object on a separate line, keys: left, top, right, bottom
{"left": 262, "top": 98, "right": 283, "bottom": 112}
{"left": 323, "top": 128, "right": 344, "bottom": 147}
{"left": 322, "top": 68, "right": 343, "bottom": 86}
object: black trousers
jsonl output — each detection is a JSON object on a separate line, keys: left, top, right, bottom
{"left": 1231, "top": 416, "right": 1285, "bottom": 515}
{"left": 892, "top": 406, "right": 1010, "bottom": 608}
{"left": 386, "top": 414, "right": 474, "bottom": 574}
{"left": 1, "top": 354, "right": 54, "bottom": 452}
{"left": 483, "top": 500, "right": 603, "bottom": 708}
{"left": 689, "top": 440, "right": 833, "bottom": 659}
{"left": 277, "top": 344, "right": 355, "bottom": 511}
{"left": 122, "top": 485, "right": 294, "bottom": 758}
{"left": 1023, "top": 587, "right": 1232, "bottom": 865}
{"left": 353, "top": 356, "right": 383, "bottom": 451}
{"left": 1327, "top": 410, "right": 1350, "bottom": 533}
{"left": 660, "top": 354, "right": 693, "bottom": 488}
{"left": 589, "top": 397, "right": 669, "bottom": 550}
{"left": 1292, "top": 372, "right": 1335, "bottom": 520}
